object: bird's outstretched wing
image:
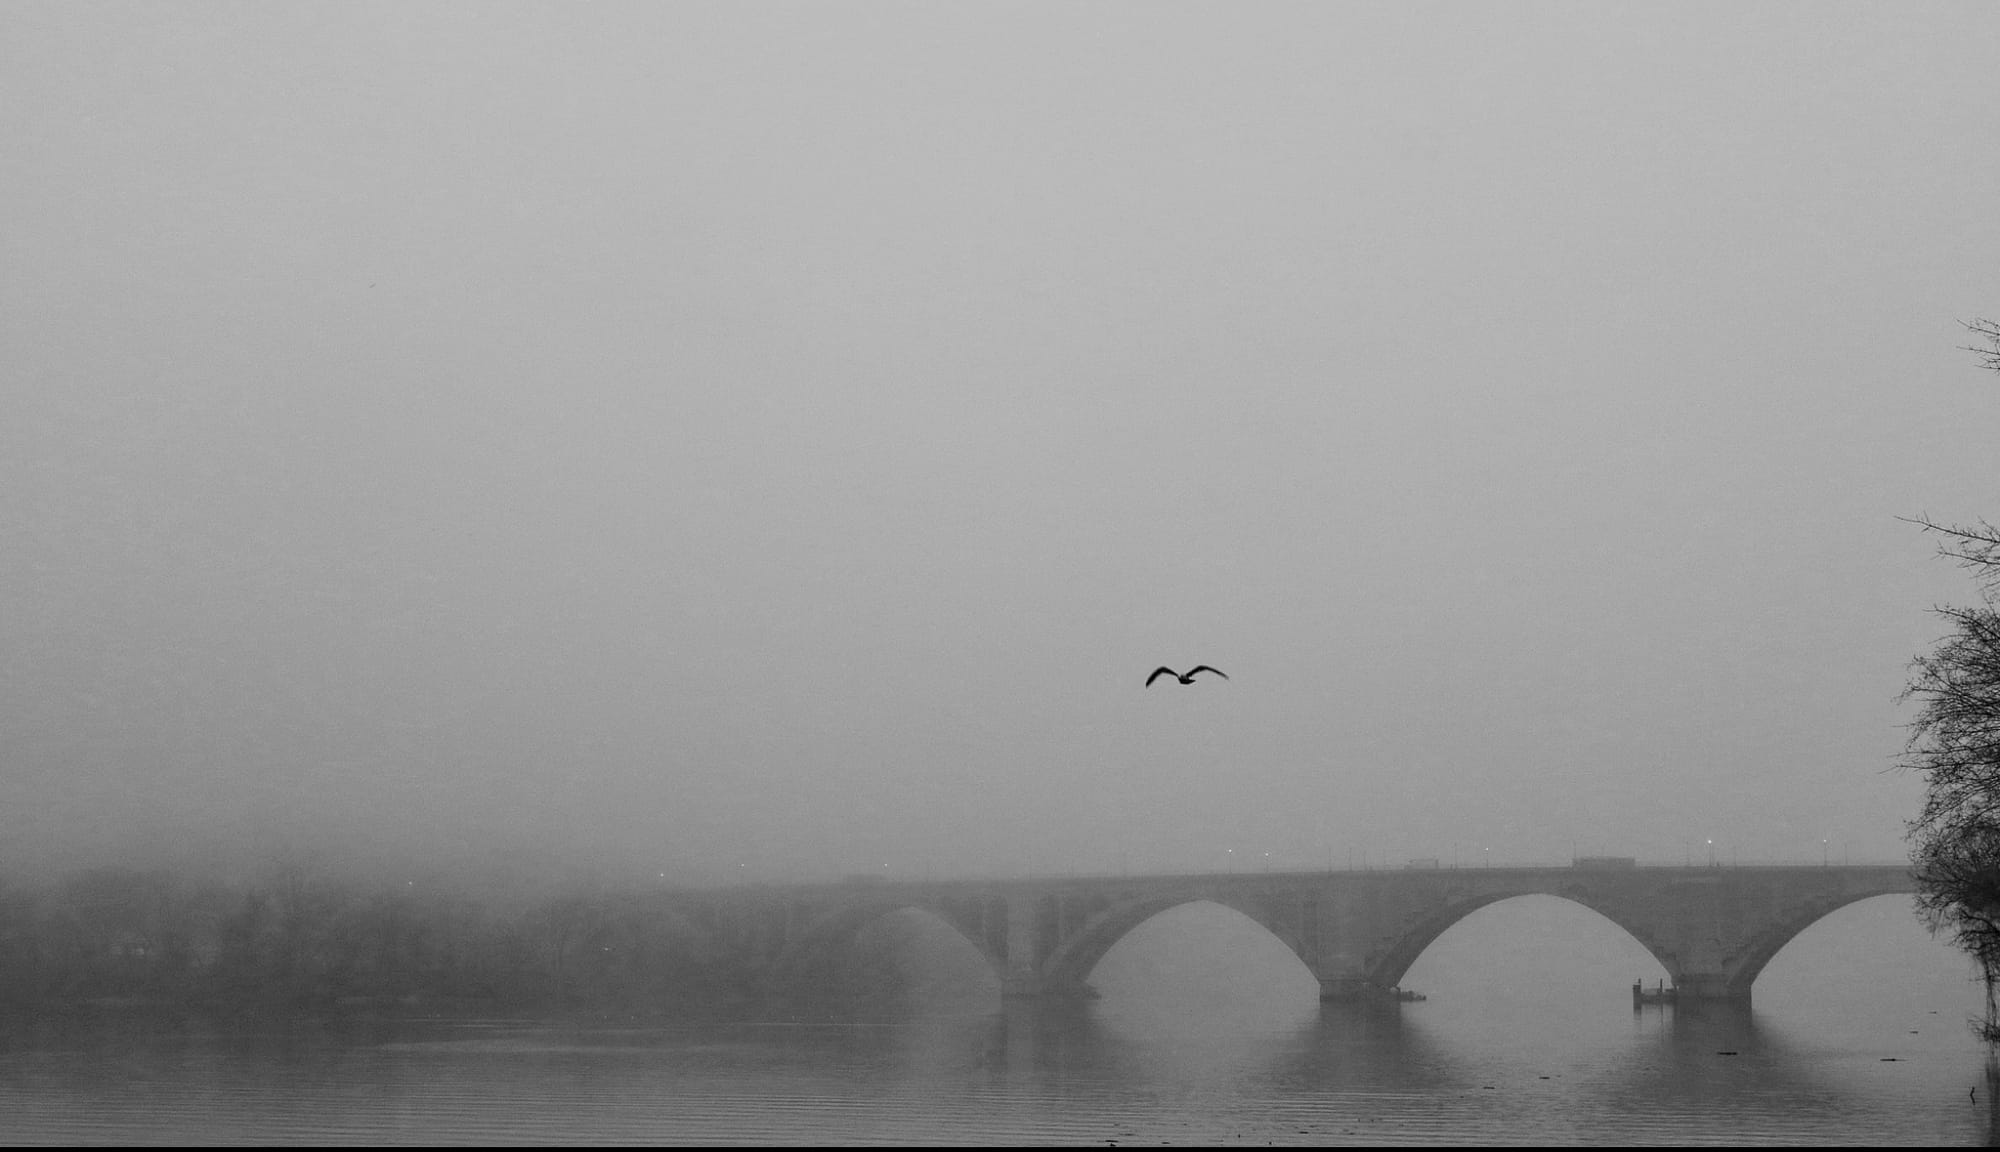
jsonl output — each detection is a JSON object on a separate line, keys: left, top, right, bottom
{"left": 1186, "top": 665, "right": 1228, "bottom": 680}
{"left": 1145, "top": 667, "right": 1178, "bottom": 687}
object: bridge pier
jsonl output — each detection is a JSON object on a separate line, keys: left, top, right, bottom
{"left": 1001, "top": 974, "right": 1043, "bottom": 998}
{"left": 1316, "top": 975, "right": 1384, "bottom": 1003}
{"left": 1002, "top": 894, "right": 1044, "bottom": 997}
{"left": 1668, "top": 973, "right": 1749, "bottom": 1003}
{"left": 1001, "top": 975, "right": 1096, "bottom": 1000}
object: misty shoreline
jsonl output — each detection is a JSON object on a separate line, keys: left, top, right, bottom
{"left": 0, "top": 864, "right": 938, "bottom": 1027}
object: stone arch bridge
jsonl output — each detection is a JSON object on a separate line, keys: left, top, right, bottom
{"left": 661, "top": 864, "right": 1916, "bottom": 1003}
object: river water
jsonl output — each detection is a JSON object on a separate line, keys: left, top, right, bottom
{"left": 1, "top": 893, "right": 1994, "bottom": 1145}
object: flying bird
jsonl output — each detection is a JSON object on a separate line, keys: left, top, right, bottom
{"left": 1145, "top": 665, "right": 1228, "bottom": 687}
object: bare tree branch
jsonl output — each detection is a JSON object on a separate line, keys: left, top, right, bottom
{"left": 1966, "top": 318, "right": 2000, "bottom": 375}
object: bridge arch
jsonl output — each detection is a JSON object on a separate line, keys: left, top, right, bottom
{"left": 1367, "top": 885, "right": 1679, "bottom": 992}
{"left": 767, "top": 898, "right": 1010, "bottom": 988}
{"left": 1717, "top": 885, "right": 1920, "bottom": 998}
{"left": 1039, "top": 892, "right": 1316, "bottom": 994}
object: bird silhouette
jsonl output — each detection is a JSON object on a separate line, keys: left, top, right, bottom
{"left": 1146, "top": 665, "right": 1228, "bottom": 687}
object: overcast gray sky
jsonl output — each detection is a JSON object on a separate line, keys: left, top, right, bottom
{"left": 4, "top": 1, "right": 1996, "bottom": 885}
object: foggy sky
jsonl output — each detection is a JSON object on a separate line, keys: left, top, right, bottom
{"left": 5, "top": 1, "right": 1997, "bottom": 885}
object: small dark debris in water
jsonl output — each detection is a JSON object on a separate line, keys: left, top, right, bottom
{"left": 1482, "top": 1085, "right": 1496, "bottom": 1090}
{"left": 1716, "top": 1050, "right": 1738, "bottom": 1056}
{"left": 1911, "top": 1030, "right": 1920, "bottom": 1034}
{"left": 1539, "top": 1075, "right": 1551, "bottom": 1079}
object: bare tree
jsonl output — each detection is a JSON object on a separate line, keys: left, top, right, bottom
{"left": 1906, "top": 604, "right": 2000, "bottom": 1033}
{"left": 1906, "top": 318, "right": 2000, "bottom": 1038}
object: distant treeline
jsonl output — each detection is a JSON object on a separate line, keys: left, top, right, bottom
{"left": 0, "top": 866, "right": 915, "bottom": 1019}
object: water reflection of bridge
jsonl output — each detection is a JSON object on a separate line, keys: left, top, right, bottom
{"left": 667, "top": 864, "right": 1914, "bottom": 1004}
{"left": 964, "top": 995, "right": 1989, "bottom": 1143}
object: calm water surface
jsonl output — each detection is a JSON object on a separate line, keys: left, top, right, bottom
{"left": 2, "top": 894, "right": 1994, "bottom": 1145}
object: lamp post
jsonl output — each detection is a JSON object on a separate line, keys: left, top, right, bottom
{"left": 1706, "top": 839, "right": 1715, "bottom": 867}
